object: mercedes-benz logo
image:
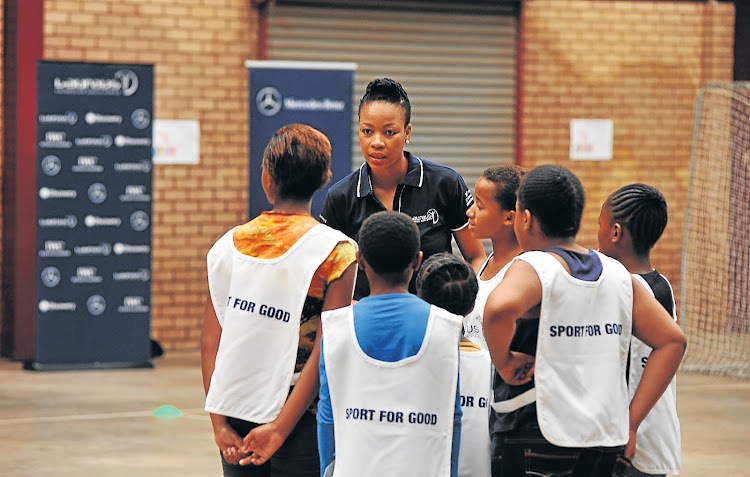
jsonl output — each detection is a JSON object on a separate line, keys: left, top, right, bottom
{"left": 41, "top": 266, "right": 61, "bottom": 288}
{"left": 88, "top": 183, "right": 108, "bottom": 204}
{"left": 42, "top": 155, "right": 62, "bottom": 176}
{"left": 256, "top": 87, "right": 282, "bottom": 116}
{"left": 130, "top": 211, "right": 149, "bottom": 231}
{"left": 131, "top": 108, "right": 150, "bottom": 129}
{"left": 87, "top": 294, "right": 106, "bottom": 316}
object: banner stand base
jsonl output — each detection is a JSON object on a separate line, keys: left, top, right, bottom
{"left": 23, "top": 360, "right": 154, "bottom": 372}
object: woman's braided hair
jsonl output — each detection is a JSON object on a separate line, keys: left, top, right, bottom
{"left": 416, "top": 253, "right": 478, "bottom": 317}
{"left": 608, "top": 183, "right": 668, "bottom": 255}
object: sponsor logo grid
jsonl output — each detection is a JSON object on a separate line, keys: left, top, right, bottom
{"left": 36, "top": 62, "right": 153, "bottom": 320}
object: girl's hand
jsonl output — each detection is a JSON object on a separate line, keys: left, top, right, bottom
{"left": 498, "top": 351, "right": 535, "bottom": 385}
{"left": 239, "top": 421, "right": 286, "bottom": 466}
{"left": 213, "top": 422, "right": 244, "bottom": 464}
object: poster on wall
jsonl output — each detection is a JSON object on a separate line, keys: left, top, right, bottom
{"left": 570, "top": 119, "right": 614, "bottom": 161}
{"left": 246, "top": 60, "right": 357, "bottom": 220}
{"left": 153, "top": 119, "right": 200, "bottom": 165}
{"left": 34, "top": 61, "right": 154, "bottom": 370}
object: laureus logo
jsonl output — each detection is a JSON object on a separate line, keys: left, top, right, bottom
{"left": 115, "top": 69, "right": 139, "bottom": 96}
{"left": 413, "top": 208, "right": 439, "bottom": 225}
{"left": 53, "top": 69, "right": 139, "bottom": 96}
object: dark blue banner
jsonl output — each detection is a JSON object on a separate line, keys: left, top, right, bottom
{"left": 247, "top": 61, "right": 356, "bottom": 219}
{"left": 34, "top": 61, "right": 154, "bottom": 369}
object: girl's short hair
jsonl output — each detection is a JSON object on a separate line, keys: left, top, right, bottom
{"left": 262, "top": 124, "right": 331, "bottom": 201}
{"left": 416, "top": 253, "right": 478, "bottom": 317}
{"left": 518, "top": 165, "right": 585, "bottom": 239}
{"left": 358, "top": 78, "right": 411, "bottom": 127}
{"left": 608, "top": 183, "right": 668, "bottom": 255}
{"left": 482, "top": 164, "right": 528, "bottom": 211}
{"left": 359, "top": 211, "right": 420, "bottom": 275}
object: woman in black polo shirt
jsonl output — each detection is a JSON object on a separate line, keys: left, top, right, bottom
{"left": 320, "top": 78, "right": 486, "bottom": 299}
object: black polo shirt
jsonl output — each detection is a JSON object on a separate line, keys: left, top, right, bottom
{"left": 319, "top": 152, "right": 474, "bottom": 299}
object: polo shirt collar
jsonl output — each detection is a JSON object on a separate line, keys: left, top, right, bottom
{"left": 356, "top": 152, "right": 424, "bottom": 198}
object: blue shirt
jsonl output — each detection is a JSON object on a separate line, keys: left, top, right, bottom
{"left": 317, "top": 293, "right": 462, "bottom": 477}
{"left": 319, "top": 152, "right": 473, "bottom": 299}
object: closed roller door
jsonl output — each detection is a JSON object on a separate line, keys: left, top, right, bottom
{"left": 267, "top": 0, "right": 519, "bottom": 188}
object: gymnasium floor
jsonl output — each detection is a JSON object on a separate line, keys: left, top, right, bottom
{"left": 0, "top": 350, "right": 747, "bottom": 477}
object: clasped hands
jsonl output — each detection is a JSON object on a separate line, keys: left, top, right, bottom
{"left": 215, "top": 420, "right": 286, "bottom": 466}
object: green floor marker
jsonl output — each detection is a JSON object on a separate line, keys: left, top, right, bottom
{"left": 152, "top": 404, "right": 184, "bottom": 418}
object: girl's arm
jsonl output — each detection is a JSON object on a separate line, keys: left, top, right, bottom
{"left": 201, "top": 294, "right": 244, "bottom": 463}
{"left": 482, "top": 260, "right": 540, "bottom": 385}
{"left": 627, "top": 277, "right": 687, "bottom": 458}
{"left": 453, "top": 226, "right": 487, "bottom": 273}
{"left": 240, "top": 262, "right": 357, "bottom": 465}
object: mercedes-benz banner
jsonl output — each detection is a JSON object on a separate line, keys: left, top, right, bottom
{"left": 34, "top": 61, "right": 154, "bottom": 370}
{"left": 246, "top": 61, "right": 356, "bottom": 220}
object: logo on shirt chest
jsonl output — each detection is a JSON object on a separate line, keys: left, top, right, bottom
{"left": 412, "top": 208, "right": 439, "bottom": 225}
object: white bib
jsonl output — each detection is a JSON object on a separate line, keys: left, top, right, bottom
{"left": 629, "top": 274, "right": 681, "bottom": 474}
{"left": 322, "top": 305, "right": 461, "bottom": 477}
{"left": 463, "top": 254, "right": 510, "bottom": 350}
{"left": 521, "top": 250, "right": 632, "bottom": 447}
{"left": 458, "top": 346, "right": 492, "bottom": 477}
{"left": 205, "top": 224, "right": 353, "bottom": 423}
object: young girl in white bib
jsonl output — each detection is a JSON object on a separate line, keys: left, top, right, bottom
{"left": 463, "top": 164, "right": 526, "bottom": 350}
{"left": 317, "top": 212, "right": 463, "bottom": 477}
{"left": 201, "top": 124, "right": 357, "bottom": 477}
{"left": 484, "top": 165, "right": 686, "bottom": 477}
{"left": 598, "top": 184, "right": 681, "bottom": 477}
{"left": 417, "top": 252, "right": 491, "bottom": 477}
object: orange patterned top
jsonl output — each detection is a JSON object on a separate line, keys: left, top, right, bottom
{"left": 233, "top": 211, "right": 357, "bottom": 374}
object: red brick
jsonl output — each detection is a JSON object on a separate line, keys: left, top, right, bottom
{"left": 522, "top": 1, "right": 734, "bottom": 314}
{"left": 0, "top": 0, "right": 734, "bottom": 350}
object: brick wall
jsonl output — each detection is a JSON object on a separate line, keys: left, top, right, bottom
{"left": 42, "top": 0, "right": 256, "bottom": 349}
{"left": 520, "top": 0, "right": 735, "bottom": 314}
{"left": 0, "top": 0, "right": 736, "bottom": 351}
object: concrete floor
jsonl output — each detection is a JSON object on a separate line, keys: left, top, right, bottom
{"left": 0, "top": 350, "right": 747, "bottom": 477}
